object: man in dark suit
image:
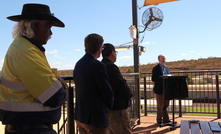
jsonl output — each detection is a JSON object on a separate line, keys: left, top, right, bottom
{"left": 101, "top": 43, "right": 132, "bottom": 134}
{"left": 73, "top": 34, "right": 114, "bottom": 134}
{"left": 152, "top": 55, "right": 172, "bottom": 125}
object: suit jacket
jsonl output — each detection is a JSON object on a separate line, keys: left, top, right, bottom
{"left": 151, "top": 64, "right": 170, "bottom": 95}
{"left": 101, "top": 58, "right": 132, "bottom": 110}
{"left": 73, "top": 53, "right": 114, "bottom": 127}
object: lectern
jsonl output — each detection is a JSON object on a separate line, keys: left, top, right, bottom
{"left": 163, "top": 76, "right": 188, "bottom": 129}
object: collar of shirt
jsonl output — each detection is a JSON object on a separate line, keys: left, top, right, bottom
{"left": 159, "top": 64, "right": 164, "bottom": 69}
{"left": 102, "top": 57, "right": 112, "bottom": 63}
{"left": 22, "top": 36, "right": 45, "bottom": 52}
{"left": 159, "top": 64, "right": 169, "bottom": 75}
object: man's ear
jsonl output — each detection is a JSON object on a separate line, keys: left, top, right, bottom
{"left": 111, "top": 50, "right": 115, "bottom": 56}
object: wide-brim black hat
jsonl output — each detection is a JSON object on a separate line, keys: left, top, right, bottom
{"left": 7, "top": 3, "right": 65, "bottom": 27}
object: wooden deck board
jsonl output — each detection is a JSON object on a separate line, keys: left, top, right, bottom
{"left": 208, "top": 122, "right": 221, "bottom": 133}
{"left": 180, "top": 120, "right": 221, "bottom": 134}
{"left": 180, "top": 120, "right": 190, "bottom": 134}
{"left": 190, "top": 122, "right": 201, "bottom": 134}
{"left": 199, "top": 121, "right": 213, "bottom": 134}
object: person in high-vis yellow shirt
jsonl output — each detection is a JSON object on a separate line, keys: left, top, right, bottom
{"left": 0, "top": 3, "right": 67, "bottom": 134}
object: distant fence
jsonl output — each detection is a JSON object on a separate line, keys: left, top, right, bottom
{"left": 141, "top": 70, "right": 221, "bottom": 118}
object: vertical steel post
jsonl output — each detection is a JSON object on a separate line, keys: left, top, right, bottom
{"left": 144, "top": 76, "right": 147, "bottom": 116}
{"left": 132, "top": 0, "right": 140, "bottom": 124}
{"left": 67, "top": 86, "right": 74, "bottom": 134}
{"left": 216, "top": 74, "right": 220, "bottom": 118}
{"left": 179, "top": 99, "right": 182, "bottom": 117}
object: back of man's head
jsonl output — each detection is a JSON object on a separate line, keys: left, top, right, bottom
{"left": 102, "top": 43, "right": 115, "bottom": 57}
{"left": 84, "top": 33, "right": 103, "bottom": 54}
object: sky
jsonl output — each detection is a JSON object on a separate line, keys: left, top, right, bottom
{"left": 0, "top": 0, "right": 221, "bottom": 71}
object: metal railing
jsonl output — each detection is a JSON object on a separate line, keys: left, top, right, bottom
{"left": 55, "top": 73, "right": 140, "bottom": 134}
{"left": 54, "top": 70, "right": 221, "bottom": 133}
{"left": 141, "top": 70, "right": 221, "bottom": 118}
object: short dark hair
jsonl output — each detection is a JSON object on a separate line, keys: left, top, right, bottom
{"left": 84, "top": 33, "right": 104, "bottom": 54}
{"left": 102, "top": 43, "right": 115, "bottom": 57}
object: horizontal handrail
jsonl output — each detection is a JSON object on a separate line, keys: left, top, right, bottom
{"left": 60, "top": 73, "right": 140, "bottom": 80}
{"left": 141, "top": 70, "right": 221, "bottom": 118}
{"left": 142, "top": 70, "right": 221, "bottom": 74}
{"left": 60, "top": 76, "right": 73, "bottom": 80}
{"left": 58, "top": 72, "right": 140, "bottom": 134}
{"left": 122, "top": 73, "right": 139, "bottom": 76}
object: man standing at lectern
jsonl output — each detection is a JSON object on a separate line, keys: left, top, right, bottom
{"left": 151, "top": 54, "right": 172, "bottom": 125}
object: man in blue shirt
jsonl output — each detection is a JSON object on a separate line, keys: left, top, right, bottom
{"left": 151, "top": 55, "right": 172, "bottom": 125}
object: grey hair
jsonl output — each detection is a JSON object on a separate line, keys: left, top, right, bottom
{"left": 12, "top": 20, "right": 47, "bottom": 38}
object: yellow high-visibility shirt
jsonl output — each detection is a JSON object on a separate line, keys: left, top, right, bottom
{"left": 0, "top": 36, "right": 62, "bottom": 112}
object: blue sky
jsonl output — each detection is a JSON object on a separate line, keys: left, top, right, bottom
{"left": 0, "top": 0, "right": 221, "bottom": 70}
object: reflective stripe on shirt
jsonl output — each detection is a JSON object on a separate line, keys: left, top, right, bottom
{"left": 0, "top": 77, "right": 26, "bottom": 90}
{"left": 37, "top": 80, "right": 62, "bottom": 103}
{"left": 0, "top": 101, "right": 59, "bottom": 112}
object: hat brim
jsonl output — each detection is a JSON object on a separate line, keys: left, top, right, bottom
{"left": 7, "top": 14, "right": 65, "bottom": 27}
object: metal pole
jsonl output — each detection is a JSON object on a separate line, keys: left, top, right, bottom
{"left": 216, "top": 74, "right": 220, "bottom": 118}
{"left": 144, "top": 76, "right": 147, "bottom": 116}
{"left": 67, "top": 86, "right": 74, "bottom": 134}
{"left": 179, "top": 99, "right": 182, "bottom": 117}
{"left": 132, "top": 0, "right": 140, "bottom": 124}
{"left": 132, "top": 0, "right": 139, "bottom": 70}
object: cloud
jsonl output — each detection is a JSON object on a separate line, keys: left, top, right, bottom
{"left": 54, "top": 55, "right": 65, "bottom": 59}
{"left": 63, "top": 64, "right": 74, "bottom": 69}
{"left": 141, "top": 41, "right": 156, "bottom": 45}
{"left": 0, "top": 59, "right": 4, "bottom": 63}
{"left": 74, "top": 49, "right": 81, "bottom": 51}
{"left": 119, "top": 56, "right": 132, "bottom": 59}
{"left": 52, "top": 62, "right": 61, "bottom": 65}
{"left": 191, "top": 51, "right": 194, "bottom": 53}
{"left": 52, "top": 64, "right": 74, "bottom": 70}
{"left": 181, "top": 53, "right": 187, "bottom": 56}
{"left": 142, "top": 41, "right": 151, "bottom": 45}
{"left": 49, "top": 62, "right": 62, "bottom": 67}
{"left": 46, "top": 50, "right": 58, "bottom": 54}
{"left": 0, "top": 59, "right": 4, "bottom": 70}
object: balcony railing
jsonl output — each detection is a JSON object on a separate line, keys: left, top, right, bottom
{"left": 53, "top": 70, "right": 221, "bottom": 133}
{"left": 55, "top": 73, "right": 140, "bottom": 134}
{"left": 141, "top": 70, "right": 221, "bottom": 118}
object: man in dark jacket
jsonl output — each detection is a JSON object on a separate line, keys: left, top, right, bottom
{"left": 152, "top": 55, "right": 172, "bottom": 125}
{"left": 102, "top": 43, "right": 132, "bottom": 134}
{"left": 73, "top": 34, "right": 114, "bottom": 134}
